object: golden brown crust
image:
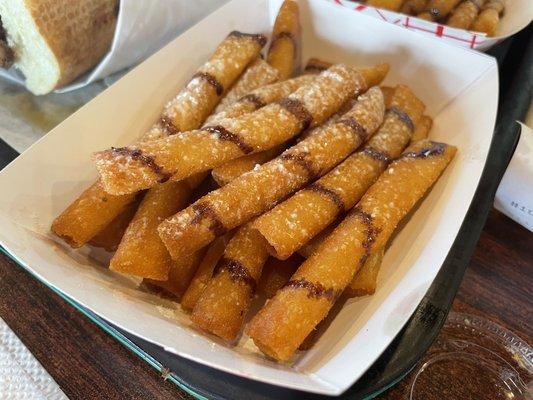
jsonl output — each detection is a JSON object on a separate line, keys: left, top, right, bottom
{"left": 26, "top": 0, "right": 118, "bottom": 88}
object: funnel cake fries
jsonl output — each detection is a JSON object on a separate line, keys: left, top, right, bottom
{"left": 247, "top": 140, "right": 457, "bottom": 361}
{"left": 267, "top": 0, "right": 300, "bottom": 80}
{"left": 181, "top": 234, "right": 232, "bottom": 312}
{"left": 191, "top": 224, "right": 269, "bottom": 342}
{"left": 471, "top": 0, "right": 504, "bottom": 36}
{"left": 143, "top": 251, "right": 206, "bottom": 299}
{"left": 301, "top": 110, "right": 432, "bottom": 295}
{"left": 214, "top": 59, "right": 280, "bottom": 114}
{"left": 93, "top": 64, "right": 388, "bottom": 195}
{"left": 144, "top": 31, "right": 266, "bottom": 140}
{"left": 447, "top": 0, "right": 485, "bottom": 29}
{"left": 346, "top": 111, "right": 432, "bottom": 297}
{"left": 253, "top": 85, "right": 425, "bottom": 260}
{"left": 158, "top": 87, "right": 385, "bottom": 259}
{"left": 52, "top": 32, "right": 265, "bottom": 247}
{"left": 109, "top": 177, "right": 202, "bottom": 280}
{"left": 204, "top": 74, "right": 315, "bottom": 125}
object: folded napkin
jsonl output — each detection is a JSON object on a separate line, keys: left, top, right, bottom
{"left": 494, "top": 122, "right": 533, "bottom": 232}
{"left": 0, "top": 317, "right": 67, "bottom": 400}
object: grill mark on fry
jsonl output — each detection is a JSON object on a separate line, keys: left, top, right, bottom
{"left": 387, "top": 107, "right": 415, "bottom": 132}
{"left": 284, "top": 278, "right": 337, "bottom": 301}
{"left": 192, "top": 72, "right": 224, "bottom": 96}
{"left": 191, "top": 203, "right": 227, "bottom": 236}
{"left": 229, "top": 31, "right": 267, "bottom": 46}
{"left": 204, "top": 125, "right": 254, "bottom": 154}
{"left": 240, "top": 93, "right": 266, "bottom": 109}
{"left": 399, "top": 141, "right": 447, "bottom": 160}
{"left": 111, "top": 147, "right": 170, "bottom": 182}
{"left": 351, "top": 207, "right": 380, "bottom": 268}
{"left": 159, "top": 115, "right": 180, "bottom": 136}
{"left": 307, "top": 183, "right": 345, "bottom": 215}
{"left": 362, "top": 147, "right": 392, "bottom": 164}
{"left": 278, "top": 98, "right": 312, "bottom": 131}
{"left": 304, "top": 61, "right": 329, "bottom": 73}
{"left": 214, "top": 257, "right": 257, "bottom": 289}
{"left": 337, "top": 117, "right": 368, "bottom": 142}
{"left": 280, "top": 152, "right": 315, "bottom": 179}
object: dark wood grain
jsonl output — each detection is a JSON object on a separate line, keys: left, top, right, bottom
{"left": 0, "top": 252, "right": 192, "bottom": 400}
{"left": 378, "top": 210, "right": 533, "bottom": 399}
{"left": 0, "top": 209, "right": 530, "bottom": 400}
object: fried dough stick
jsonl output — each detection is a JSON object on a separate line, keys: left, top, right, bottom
{"left": 52, "top": 32, "right": 265, "bottom": 247}
{"left": 109, "top": 176, "right": 203, "bottom": 280}
{"left": 471, "top": 0, "right": 504, "bottom": 36}
{"left": 267, "top": 0, "right": 300, "bottom": 79}
{"left": 447, "top": 0, "right": 485, "bottom": 29}
{"left": 158, "top": 87, "right": 386, "bottom": 259}
{"left": 52, "top": 181, "right": 139, "bottom": 248}
{"left": 144, "top": 31, "right": 267, "bottom": 140}
{"left": 211, "top": 144, "right": 287, "bottom": 186}
{"left": 247, "top": 140, "right": 457, "bottom": 361}
{"left": 191, "top": 224, "right": 269, "bottom": 341}
{"left": 93, "top": 64, "right": 388, "bottom": 194}
{"left": 253, "top": 85, "right": 424, "bottom": 259}
{"left": 412, "top": 115, "right": 432, "bottom": 141}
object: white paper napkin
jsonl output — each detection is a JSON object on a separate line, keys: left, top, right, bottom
{"left": 494, "top": 121, "right": 533, "bottom": 232}
{"left": 0, "top": 318, "right": 67, "bottom": 400}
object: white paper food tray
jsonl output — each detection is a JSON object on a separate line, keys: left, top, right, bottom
{"left": 0, "top": 0, "right": 498, "bottom": 395}
{"left": 330, "top": 0, "right": 533, "bottom": 51}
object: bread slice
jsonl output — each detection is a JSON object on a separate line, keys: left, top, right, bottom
{"left": 0, "top": 0, "right": 118, "bottom": 94}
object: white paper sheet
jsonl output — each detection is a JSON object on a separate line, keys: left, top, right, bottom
{"left": 495, "top": 123, "right": 533, "bottom": 232}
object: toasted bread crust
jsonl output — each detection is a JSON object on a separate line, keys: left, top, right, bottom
{"left": 25, "top": 0, "right": 118, "bottom": 88}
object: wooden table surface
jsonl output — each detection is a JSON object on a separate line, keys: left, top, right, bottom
{"left": 0, "top": 208, "right": 531, "bottom": 399}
